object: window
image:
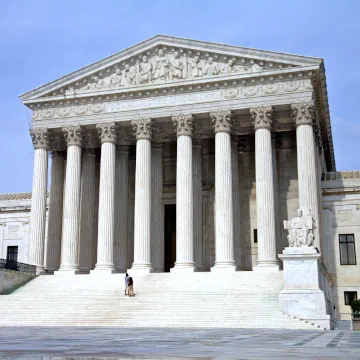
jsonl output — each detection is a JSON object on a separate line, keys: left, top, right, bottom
{"left": 253, "top": 229, "right": 258, "bottom": 244}
{"left": 344, "top": 291, "right": 358, "bottom": 306}
{"left": 339, "top": 234, "right": 356, "bottom": 265}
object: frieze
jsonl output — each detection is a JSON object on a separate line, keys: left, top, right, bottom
{"left": 32, "top": 79, "right": 313, "bottom": 120}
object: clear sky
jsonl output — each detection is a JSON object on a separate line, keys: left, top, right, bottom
{"left": 0, "top": 0, "right": 359, "bottom": 193}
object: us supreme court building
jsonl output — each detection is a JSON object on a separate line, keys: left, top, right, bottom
{"left": 1, "top": 36, "right": 360, "bottom": 327}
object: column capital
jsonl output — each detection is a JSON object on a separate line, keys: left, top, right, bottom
{"left": 172, "top": 114, "right": 194, "bottom": 137}
{"left": 49, "top": 135, "right": 66, "bottom": 152}
{"left": 96, "top": 122, "right": 118, "bottom": 144}
{"left": 62, "top": 125, "right": 84, "bottom": 147}
{"left": 210, "top": 109, "right": 233, "bottom": 134}
{"left": 250, "top": 106, "right": 273, "bottom": 130}
{"left": 151, "top": 142, "right": 164, "bottom": 150}
{"left": 291, "top": 101, "right": 315, "bottom": 127}
{"left": 131, "top": 118, "right": 153, "bottom": 140}
{"left": 30, "top": 128, "right": 50, "bottom": 150}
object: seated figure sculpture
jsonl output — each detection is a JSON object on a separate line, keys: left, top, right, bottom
{"left": 283, "top": 209, "right": 315, "bottom": 247}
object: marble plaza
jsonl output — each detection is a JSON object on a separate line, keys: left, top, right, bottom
{"left": 0, "top": 36, "right": 360, "bottom": 329}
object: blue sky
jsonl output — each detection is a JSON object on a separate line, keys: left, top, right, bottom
{"left": 0, "top": 0, "right": 359, "bottom": 193}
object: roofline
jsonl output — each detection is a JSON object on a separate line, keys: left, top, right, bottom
{"left": 19, "top": 34, "right": 323, "bottom": 101}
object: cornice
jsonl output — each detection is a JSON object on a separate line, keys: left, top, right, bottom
{"left": 24, "top": 65, "right": 317, "bottom": 106}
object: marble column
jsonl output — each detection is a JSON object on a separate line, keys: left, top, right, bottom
{"left": 210, "top": 110, "right": 236, "bottom": 270}
{"left": 28, "top": 128, "right": 49, "bottom": 274}
{"left": 131, "top": 119, "right": 153, "bottom": 272}
{"left": 231, "top": 136, "right": 241, "bottom": 270}
{"left": 94, "top": 123, "right": 117, "bottom": 271}
{"left": 114, "top": 145, "right": 129, "bottom": 272}
{"left": 78, "top": 146, "right": 96, "bottom": 272}
{"left": 250, "top": 106, "right": 278, "bottom": 269}
{"left": 59, "top": 125, "right": 84, "bottom": 272}
{"left": 172, "top": 114, "right": 195, "bottom": 271}
{"left": 151, "top": 142, "right": 164, "bottom": 272}
{"left": 45, "top": 143, "right": 65, "bottom": 272}
{"left": 193, "top": 137, "right": 204, "bottom": 271}
{"left": 292, "top": 101, "right": 321, "bottom": 248}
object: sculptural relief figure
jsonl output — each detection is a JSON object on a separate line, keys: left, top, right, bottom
{"left": 203, "top": 57, "right": 220, "bottom": 76}
{"left": 109, "top": 68, "right": 123, "bottom": 88}
{"left": 139, "top": 55, "right": 153, "bottom": 84}
{"left": 153, "top": 49, "right": 170, "bottom": 82}
{"left": 283, "top": 209, "right": 315, "bottom": 247}
{"left": 188, "top": 55, "right": 203, "bottom": 79}
{"left": 122, "top": 64, "right": 137, "bottom": 86}
{"left": 170, "top": 51, "right": 184, "bottom": 80}
{"left": 250, "top": 63, "right": 263, "bottom": 72}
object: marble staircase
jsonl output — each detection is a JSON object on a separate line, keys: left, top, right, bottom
{"left": 0, "top": 271, "right": 327, "bottom": 329}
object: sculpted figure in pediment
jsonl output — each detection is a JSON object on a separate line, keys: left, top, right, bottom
{"left": 109, "top": 68, "right": 123, "bottom": 88}
{"left": 203, "top": 57, "right": 220, "bottom": 76}
{"left": 250, "top": 63, "right": 263, "bottom": 72}
{"left": 139, "top": 55, "right": 153, "bottom": 84}
{"left": 153, "top": 49, "right": 170, "bottom": 82}
{"left": 83, "top": 76, "right": 106, "bottom": 91}
{"left": 188, "top": 55, "right": 203, "bottom": 79}
{"left": 122, "top": 63, "right": 138, "bottom": 86}
{"left": 222, "top": 59, "right": 247, "bottom": 74}
{"left": 170, "top": 51, "right": 184, "bottom": 80}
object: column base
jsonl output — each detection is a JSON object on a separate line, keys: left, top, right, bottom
{"left": 58, "top": 264, "right": 80, "bottom": 272}
{"left": 254, "top": 261, "right": 279, "bottom": 272}
{"left": 35, "top": 265, "right": 48, "bottom": 275}
{"left": 171, "top": 265, "right": 196, "bottom": 272}
{"left": 211, "top": 262, "right": 237, "bottom": 272}
{"left": 94, "top": 263, "right": 115, "bottom": 272}
{"left": 76, "top": 269, "right": 91, "bottom": 274}
{"left": 130, "top": 262, "right": 153, "bottom": 274}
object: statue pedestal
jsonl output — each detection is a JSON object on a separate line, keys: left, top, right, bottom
{"left": 278, "top": 247, "right": 330, "bottom": 329}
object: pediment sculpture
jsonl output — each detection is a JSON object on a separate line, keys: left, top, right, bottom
{"left": 64, "top": 49, "right": 267, "bottom": 96}
{"left": 283, "top": 209, "right": 315, "bottom": 247}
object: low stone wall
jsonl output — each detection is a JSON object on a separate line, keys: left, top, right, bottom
{"left": 0, "top": 269, "right": 35, "bottom": 294}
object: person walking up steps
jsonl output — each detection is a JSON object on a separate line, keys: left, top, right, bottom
{"left": 124, "top": 273, "right": 129, "bottom": 296}
{"left": 128, "top": 276, "right": 135, "bottom": 297}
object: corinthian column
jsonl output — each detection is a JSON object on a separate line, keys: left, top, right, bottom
{"left": 151, "top": 142, "right": 164, "bottom": 272}
{"left": 193, "top": 137, "right": 204, "bottom": 271}
{"left": 210, "top": 110, "right": 236, "bottom": 270}
{"left": 59, "top": 125, "right": 84, "bottom": 272}
{"left": 78, "top": 143, "right": 96, "bottom": 273}
{"left": 231, "top": 136, "right": 241, "bottom": 270}
{"left": 45, "top": 136, "right": 65, "bottom": 272}
{"left": 250, "top": 106, "right": 278, "bottom": 269}
{"left": 94, "top": 123, "right": 117, "bottom": 271}
{"left": 292, "top": 101, "right": 321, "bottom": 248}
{"left": 114, "top": 145, "right": 129, "bottom": 272}
{"left": 131, "top": 119, "right": 153, "bottom": 272}
{"left": 29, "top": 128, "right": 49, "bottom": 274}
{"left": 172, "top": 114, "right": 195, "bottom": 271}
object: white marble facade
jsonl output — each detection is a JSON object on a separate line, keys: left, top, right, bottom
{"left": 0, "top": 36, "right": 356, "bottom": 313}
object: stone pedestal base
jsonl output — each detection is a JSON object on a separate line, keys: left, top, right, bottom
{"left": 279, "top": 247, "right": 330, "bottom": 329}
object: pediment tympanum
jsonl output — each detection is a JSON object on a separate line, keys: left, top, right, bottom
{"left": 20, "top": 35, "right": 322, "bottom": 102}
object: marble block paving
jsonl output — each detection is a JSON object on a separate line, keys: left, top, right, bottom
{"left": 0, "top": 328, "right": 360, "bottom": 360}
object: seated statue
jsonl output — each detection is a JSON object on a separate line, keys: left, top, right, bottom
{"left": 283, "top": 209, "right": 315, "bottom": 247}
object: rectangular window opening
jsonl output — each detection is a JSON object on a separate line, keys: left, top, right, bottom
{"left": 253, "top": 229, "right": 257, "bottom": 244}
{"left": 339, "top": 234, "right": 356, "bottom": 265}
{"left": 344, "top": 291, "right": 358, "bottom": 306}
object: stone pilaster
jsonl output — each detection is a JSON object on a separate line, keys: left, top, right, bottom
{"left": 231, "top": 136, "right": 241, "bottom": 270}
{"left": 292, "top": 101, "right": 321, "bottom": 248}
{"left": 28, "top": 128, "right": 49, "bottom": 274}
{"left": 250, "top": 106, "right": 278, "bottom": 269}
{"left": 193, "top": 137, "right": 204, "bottom": 271}
{"left": 78, "top": 147, "right": 96, "bottom": 272}
{"left": 45, "top": 144, "right": 65, "bottom": 272}
{"left": 59, "top": 125, "right": 84, "bottom": 271}
{"left": 94, "top": 122, "right": 117, "bottom": 271}
{"left": 210, "top": 110, "right": 236, "bottom": 270}
{"left": 172, "top": 114, "right": 195, "bottom": 271}
{"left": 114, "top": 145, "right": 129, "bottom": 272}
{"left": 151, "top": 142, "right": 164, "bottom": 272}
{"left": 131, "top": 119, "right": 153, "bottom": 271}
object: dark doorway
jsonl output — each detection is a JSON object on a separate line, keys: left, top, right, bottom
{"left": 164, "top": 204, "right": 176, "bottom": 272}
{"left": 6, "top": 246, "right": 18, "bottom": 271}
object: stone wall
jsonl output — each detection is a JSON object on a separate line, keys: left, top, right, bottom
{"left": 0, "top": 269, "right": 35, "bottom": 294}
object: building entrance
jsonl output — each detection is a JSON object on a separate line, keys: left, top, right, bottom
{"left": 164, "top": 204, "right": 176, "bottom": 272}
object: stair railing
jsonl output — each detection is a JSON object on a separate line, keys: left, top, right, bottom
{"left": 0, "top": 258, "right": 36, "bottom": 275}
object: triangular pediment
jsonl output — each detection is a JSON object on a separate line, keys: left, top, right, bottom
{"left": 20, "top": 35, "right": 322, "bottom": 103}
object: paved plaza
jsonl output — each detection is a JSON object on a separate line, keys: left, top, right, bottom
{"left": 0, "top": 328, "right": 359, "bottom": 359}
